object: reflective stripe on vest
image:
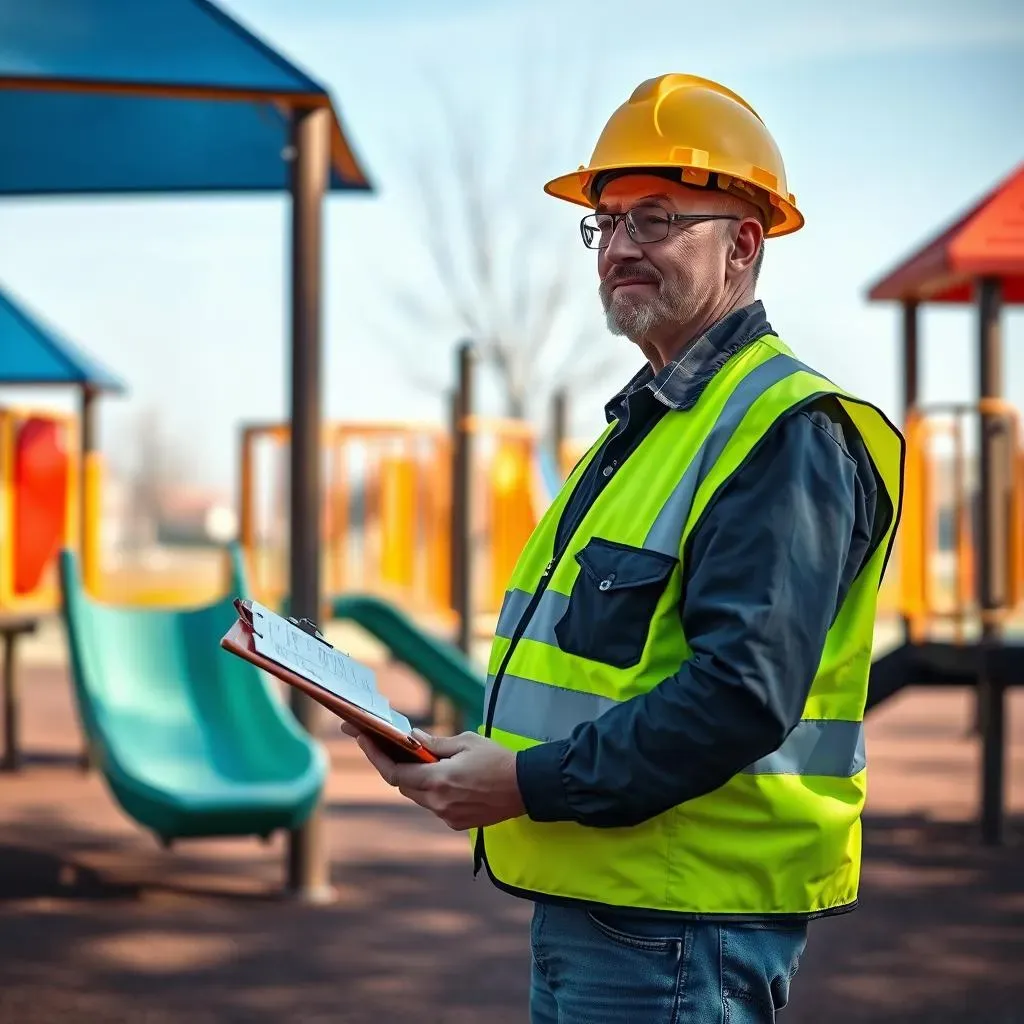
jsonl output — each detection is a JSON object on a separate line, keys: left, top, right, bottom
{"left": 483, "top": 672, "right": 866, "bottom": 777}
{"left": 645, "top": 351, "right": 824, "bottom": 554}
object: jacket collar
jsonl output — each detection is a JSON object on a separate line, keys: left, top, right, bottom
{"left": 605, "top": 301, "right": 772, "bottom": 418}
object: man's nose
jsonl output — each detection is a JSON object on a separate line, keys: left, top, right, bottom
{"left": 604, "top": 217, "right": 644, "bottom": 262}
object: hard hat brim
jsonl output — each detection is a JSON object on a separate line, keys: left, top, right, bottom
{"left": 543, "top": 164, "right": 805, "bottom": 238}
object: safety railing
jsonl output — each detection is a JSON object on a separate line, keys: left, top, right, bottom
{"left": 900, "top": 400, "right": 1023, "bottom": 642}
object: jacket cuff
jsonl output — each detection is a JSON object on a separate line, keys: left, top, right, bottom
{"left": 516, "top": 740, "right": 573, "bottom": 822}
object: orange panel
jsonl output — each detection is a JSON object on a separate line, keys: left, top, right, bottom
{"left": 380, "top": 450, "right": 416, "bottom": 589}
{"left": 426, "top": 440, "right": 452, "bottom": 612}
{"left": 488, "top": 439, "right": 534, "bottom": 611}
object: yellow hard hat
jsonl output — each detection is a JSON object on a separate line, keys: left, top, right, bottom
{"left": 543, "top": 74, "right": 804, "bottom": 238}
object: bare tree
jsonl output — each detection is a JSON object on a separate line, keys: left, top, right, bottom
{"left": 376, "top": 56, "right": 630, "bottom": 422}
{"left": 112, "top": 404, "right": 193, "bottom": 550}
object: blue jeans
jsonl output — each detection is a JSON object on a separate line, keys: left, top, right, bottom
{"left": 529, "top": 902, "right": 807, "bottom": 1023}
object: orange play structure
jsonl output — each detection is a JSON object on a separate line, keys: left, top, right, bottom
{"left": 0, "top": 406, "right": 81, "bottom": 612}
{"left": 897, "top": 399, "right": 1024, "bottom": 643}
{"left": 869, "top": 163, "right": 1024, "bottom": 646}
{"left": 233, "top": 402, "right": 1022, "bottom": 638}
{"left": 240, "top": 420, "right": 454, "bottom": 615}
{"left": 237, "top": 418, "right": 579, "bottom": 624}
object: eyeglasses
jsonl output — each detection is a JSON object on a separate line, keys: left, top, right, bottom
{"left": 580, "top": 205, "right": 739, "bottom": 249}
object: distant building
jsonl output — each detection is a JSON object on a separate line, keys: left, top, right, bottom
{"left": 157, "top": 487, "right": 238, "bottom": 547}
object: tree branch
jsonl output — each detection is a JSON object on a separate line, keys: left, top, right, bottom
{"left": 382, "top": 51, "right": 601, "bottom": 419}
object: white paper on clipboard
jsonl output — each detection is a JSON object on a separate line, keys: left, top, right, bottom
{"left": 248, "top": 600, "right": 411, "bottom": 732}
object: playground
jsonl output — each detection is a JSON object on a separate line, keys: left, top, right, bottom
{"left": 1, "top": 1, "right": 1023, "bottom": 1021}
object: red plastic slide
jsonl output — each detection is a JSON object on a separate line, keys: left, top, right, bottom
{"left": 12, "top": 417, "right": 69, "bottom": 595}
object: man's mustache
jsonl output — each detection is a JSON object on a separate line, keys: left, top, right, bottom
{"left": 600, "top": 265, "right": 662, "bottom": 300}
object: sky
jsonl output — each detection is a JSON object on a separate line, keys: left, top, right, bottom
{"left": 0, "top": 0, "right": 1022, "bottom": 498}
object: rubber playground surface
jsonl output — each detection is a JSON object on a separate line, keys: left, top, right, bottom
{"left": 1, "top": 650, "right": 1021, "bottom": 1023}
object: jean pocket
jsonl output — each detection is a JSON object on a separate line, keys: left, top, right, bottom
{"left": 721, "top": 924, "right": 808, "bottom": 1015}
{"left": 554, "top": 538, "right": 678, "bottom": 669}
{"left": 585, "top": 910, "right": 678, "bottom": 953}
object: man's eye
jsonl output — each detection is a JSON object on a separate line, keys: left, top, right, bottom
{"left": 635, "top": 212, "right": 668, "bottom": 229}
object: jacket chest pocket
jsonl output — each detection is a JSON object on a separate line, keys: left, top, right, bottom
{"left": 554, "top": 537, "right": 678, "bottom": 669}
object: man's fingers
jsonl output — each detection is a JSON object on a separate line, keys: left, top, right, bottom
{"left": 393, "top": 761, "right": 439, "bottom": 790}
{"left": 340, "top": 722, "right": 362, "bottom": 739}
{"left": 353, "top": 729, "right": 463, "bottom": 819}
{"left": 356, "top": 735, "right": 399, "bottom": 787}
{"left": 397, "top": 777, "right": 437, "bottom": 806}
{"left": 396, "top": 778, "right": 452, "bottom": 820}
{"left": 411, "top": 729, "right": 475, "bottom": 758}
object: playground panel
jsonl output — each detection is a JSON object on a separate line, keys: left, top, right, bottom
{"left": 237, "top": 419, "right": 551, "bottom": 624}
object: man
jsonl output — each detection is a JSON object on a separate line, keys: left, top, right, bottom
{"left": 346, "top": 73, "right": 904, "bottom": 1022}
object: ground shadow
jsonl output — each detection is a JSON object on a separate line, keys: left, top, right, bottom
{"left": 785, "top": 813, "right": 1024, "bottom": 1023}
{"left": 4, "top": 660, "right": 1023, "bottom": 1022}
{"left": 0, "top": 808, "right": 530, "bottom": 1024}
{"left": 0, "top": 810, "right": 1021, "bottom": 1022}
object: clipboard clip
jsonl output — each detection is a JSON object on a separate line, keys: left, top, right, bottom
{"left": 233, "top": 597, "right": 260, "bottom": 636}
{"left": 288, "top": 615, "right": 334, "bottom": 649}
{"left": 233, "top": 597, "right": 335, "bottom": 650}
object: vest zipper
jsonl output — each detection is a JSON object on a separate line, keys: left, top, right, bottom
{"left": 482, "top": 558, "right": 554, "bottom": 738}
{"left": 473, "top": 557, "right": 554, "bottom": 875}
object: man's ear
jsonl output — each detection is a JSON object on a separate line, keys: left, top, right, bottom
{"left": 731, "top": 218, "right": 763, "bottom": 272}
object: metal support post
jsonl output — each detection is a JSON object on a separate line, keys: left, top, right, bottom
{"left": 286, "top": 104, "right": 333, "bottom": 901}
{"left": 976, "top": 276, "right": 1007, "bottom": 846}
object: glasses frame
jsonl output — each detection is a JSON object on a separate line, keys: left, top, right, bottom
{"left": 580, "top": 207, "right": 740, "bottom": 249}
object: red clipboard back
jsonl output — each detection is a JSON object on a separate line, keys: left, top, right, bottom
{"left": 220, "top": 605, "right": 437, "bottom": 765}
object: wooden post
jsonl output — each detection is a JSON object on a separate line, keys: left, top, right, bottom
{"left": 551, "top": 388, "right": 568, "bottom": 478}
{"left": 286, "top": 104, "right": 333, "bottom": 902}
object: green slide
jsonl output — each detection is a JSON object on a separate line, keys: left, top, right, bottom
{"left": 58, "top": 545, "right": 327, "bottom": 845}
{"left": 329, "top": 594, "right": 486, "bottom": 732}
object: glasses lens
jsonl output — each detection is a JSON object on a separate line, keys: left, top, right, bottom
{"left": 628, "top": 206, "right": 671, "bottom": 243}
{"left": 581, "top": 214, "right": 613, "bottom": 248}
{"left": 581, "top": 207, "right": 674, "bottom": 248}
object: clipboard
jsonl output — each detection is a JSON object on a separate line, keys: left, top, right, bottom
{"left": 220, "top": 598, "right": 438, "bottom": 764}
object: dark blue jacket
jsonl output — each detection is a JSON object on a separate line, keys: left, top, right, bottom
{"left": 515, "top": 302, "right": 893, "bottom": 835}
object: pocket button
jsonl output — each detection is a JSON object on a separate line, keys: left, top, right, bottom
{"left": 598, "top": 572, "right": 616, "bottom": 591}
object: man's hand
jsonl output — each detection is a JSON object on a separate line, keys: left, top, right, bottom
{"left": 341, "top": 724, "right": 526, "bottom": 830}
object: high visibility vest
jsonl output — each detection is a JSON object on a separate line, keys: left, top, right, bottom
{"left": 473, "top": 333, "right": 904, "bottom": 918}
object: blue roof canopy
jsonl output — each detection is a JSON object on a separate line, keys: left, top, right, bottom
{"left": 0, "top": 285, "right": 125, "bottom": 392}
{"left": 0, "top": 0, "right": 372, "bottom": 195}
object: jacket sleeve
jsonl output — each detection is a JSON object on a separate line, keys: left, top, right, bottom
{"left": 514, "top": 397, "right": 880, "bottom": 827}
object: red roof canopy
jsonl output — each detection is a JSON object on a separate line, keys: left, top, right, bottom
{"left": 867, "top": 162, "right": 1024, "bottom": 305}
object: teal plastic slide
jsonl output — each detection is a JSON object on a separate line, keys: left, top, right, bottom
{"left": 58, "top": 545, "right": 327, "bottom": 845}
{"left": 329, "top": 594, "right": 486, "bottom": 732}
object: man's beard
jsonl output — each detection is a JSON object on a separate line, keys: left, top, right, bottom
{"left": 600, "top": 267, "right": 687, "bottom": 342}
